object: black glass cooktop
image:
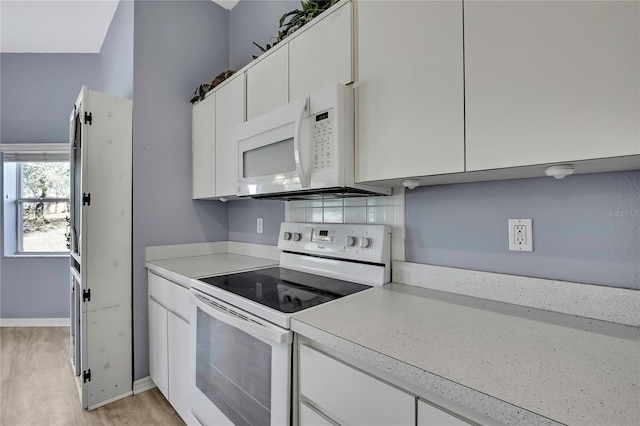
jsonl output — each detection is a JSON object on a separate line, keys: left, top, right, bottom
{"left": 198, "top": 267, "right": 370, "bottom": 314}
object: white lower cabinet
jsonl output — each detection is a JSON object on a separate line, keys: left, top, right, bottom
{"left": 299, "top": 344, "right": 415, "bottom": 426}
{"left": 298, "top": 343, "right": 474, "bottom": 426}
{"left": 148, "top": 297, "right": 169, "bottom": 398}
{"left": 168, "top": 312, "right": 190, "bottom": 421}
{"left": 300, "top": 402, "right": 335, "bottom": 426}
{"left": 148, "top": 272, "right": 191, "bottom": 423}
{"left": 418, "top": 399, "right": 470, "bottom": 426}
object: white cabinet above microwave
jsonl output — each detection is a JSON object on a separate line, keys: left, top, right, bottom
{"left": 246, "top": 0, "right": 353, "bottom": 120}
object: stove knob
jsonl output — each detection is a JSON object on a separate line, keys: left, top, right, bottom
{"left": 283, "top": 232, "right": 292, "bottom": 241}
{"left": 346, "top": 236, "right": 358, "bottom": 248}
{"left": 360, "top": 237, "right": 372, "bottom": 249}
{"left": 293, "top": 232, "right": 302, "bottom": 242}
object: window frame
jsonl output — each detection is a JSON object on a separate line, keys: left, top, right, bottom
{"left": 1, "top": 143, "right": 71, "bottom": 258}
{"left": 15, "top": 162, "right": 71, "bottom": 254}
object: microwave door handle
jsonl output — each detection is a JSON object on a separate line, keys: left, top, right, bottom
{"left": 293, "top": 98, "right": 309, "bottom": 189}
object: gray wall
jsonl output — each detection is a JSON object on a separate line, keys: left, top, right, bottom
{"left": 229, "top": 0, "right": 298, "bottom": 70}
{"left": 132, "top": 0, "right": 230, "bottom": 380}
{"left": 0, "top": 54, "right": 101, "bottom": 143}
{"left": 405, "top": 171, "right": 640, "bottom": 289}
{"left": 228, "top": 199, "right": 284, "bottom": 245}
{"left": 100, "top": 0, "right": 134, "bottom": 99}
{"left": 0, "top": 0, "right": 134, "bottom": 320}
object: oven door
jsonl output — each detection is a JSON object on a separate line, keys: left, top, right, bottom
{"left": 237, "top": 97, "right": 310, "bottom": 196}
{"left": 190, "top": 289, "right": 293, "bottom": 426}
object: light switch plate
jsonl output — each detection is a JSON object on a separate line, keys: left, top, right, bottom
{"left": 508, "top": 219, "right": 533, "bottom": 251}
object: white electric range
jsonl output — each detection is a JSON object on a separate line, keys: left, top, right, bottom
{"left": 189, "top": 222, "right": 391, "bottom": 426}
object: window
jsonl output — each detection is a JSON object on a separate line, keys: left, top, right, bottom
{"left": 2, "top": 147, "right": 70, "bottom": 256}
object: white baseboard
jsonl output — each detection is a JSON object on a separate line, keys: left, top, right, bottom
{"left": 0, "top": 318, "right": 70, "bottom": 327}
{"left": 133, "top": 376, "right": 156, "bottom": 394}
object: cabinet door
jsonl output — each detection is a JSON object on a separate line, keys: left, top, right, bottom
{"left": 168, "top": 312, "right": 190, "bottom": 422}
{"left": 246, "top": 46, "right": 289, "bottom": 120}
{"left": 300, "top": 402, "right": 335, "bottom": 426}
{"left": 356, "top": 0, "right": 464, "bottom": 182}
{"left": 289, "top": 1, "right": 353, "bottom": 102}
{"left": 465, "top": 0, "right": 640, "bottom": 171}
{"left": 149, "top": 297, "right": 169, "bottom": 399}
{"left": 418, "top": 400, "right": 470, "bottom": 426}
{"left": 215, "top": 74, "right": 246, "bottom": 197}
{"left": 80, "top": 89, "right": 133, "bottom": 409}
{"left": 299, "top": 344, "right": 415, "bottom": 426}
{"left": 192, "top": 93, "right": 216, "bottom": 199}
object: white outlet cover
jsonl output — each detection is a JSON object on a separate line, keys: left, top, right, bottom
{"left": 508, "top": 219, "right": 533, "bottom": 252}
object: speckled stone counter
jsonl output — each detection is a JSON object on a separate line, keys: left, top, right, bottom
{"left": 291, "top": 283, "right": 640, "bottom": 426}
{"left": 145, "top": 242, "right": 279, "bottom": 287}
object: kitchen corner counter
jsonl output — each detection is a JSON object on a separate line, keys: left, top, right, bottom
{"left": 145, "top": 242, "right": 280, "bottom": 287}
{"left": 291, "top": 283, "right": 640, "bottom": 426}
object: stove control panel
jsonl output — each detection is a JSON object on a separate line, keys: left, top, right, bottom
{"left": 278, "top": 222, "right": 391, "bottom": 264}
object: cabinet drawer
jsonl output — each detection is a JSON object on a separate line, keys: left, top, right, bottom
{"left": 148, "top": 272, "right": 190, "bottom": 320}
{"left": 300, "top": 401, "right": 335, "bottom": 426}
{"left": 299, "top": 344, "right": 414, "bottom": 426}
{"left": 418, "top": 399, "right": 471, "bottom": 426}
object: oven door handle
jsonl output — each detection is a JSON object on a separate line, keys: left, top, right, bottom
{"left": 194, "top": 294, "right": 292, "bottom": 345}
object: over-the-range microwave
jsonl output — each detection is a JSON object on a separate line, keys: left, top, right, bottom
{"left": 236, "top": 83, "right": 391, "bottom": 200}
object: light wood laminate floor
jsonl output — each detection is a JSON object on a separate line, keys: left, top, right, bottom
{"left": 0, "top": 327, "right": 184, "bottom": 426}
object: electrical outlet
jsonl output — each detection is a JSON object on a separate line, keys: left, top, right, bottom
{"left": 257, "top": 218, "right": 263, "bottom": 234}
{"left": 508, "top": 219, "right": 533, "bottom": 251}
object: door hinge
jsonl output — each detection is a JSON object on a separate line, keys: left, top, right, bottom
{"left": 82, "top": 289, "right": 91, "bottom": 302}
{"left": 83, "top": 369, "right": 91, "bottom": 383}
{"left": 82, "top": 193, "right": 91, "bottom": 206}
{"left": 84, "top": 111, "right": 92, "bottom": 125}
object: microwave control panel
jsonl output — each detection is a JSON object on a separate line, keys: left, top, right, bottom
{"left": 311, "top": 110, "right": 333, "bottom": 171}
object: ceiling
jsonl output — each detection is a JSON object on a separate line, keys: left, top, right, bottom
{"left": 0, "top": 0, "right": 239, "bottom": 54}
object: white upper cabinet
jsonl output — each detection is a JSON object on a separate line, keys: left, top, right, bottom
{"left": 192, "top": 93, "right": 216, "bottom": 199}
{"left": 215, "top": 75, "right": 246, "bottom": 197}
{"left": 465, "top": 0, "right": 640, "bottom": 171}
{"left": 289, "top": 1, "right": 353, "bottom": 102}
{"left": 355, "top": 0, "right": 465, "bottom": 182}
{"left": 247, "top": 46, "right": 289, "bottom": 120}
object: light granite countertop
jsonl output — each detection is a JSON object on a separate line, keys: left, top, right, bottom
{"left": 291, "top": 283, "right": 640, "bottom": 426}
{"left": 145, "top": 252, "right": 279, "bottom": 287}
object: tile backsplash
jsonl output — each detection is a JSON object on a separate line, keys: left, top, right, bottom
{"left": 285, "top": 190, "right": 405, "bottom": 261}
{"left": 286, "top": 196, "right": 395, "bottom": 225}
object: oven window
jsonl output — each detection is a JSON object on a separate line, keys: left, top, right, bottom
{"left": 196, "top": 308, "right": 272, "bottom": 426}
{"left": 243, "top": 138, "right": 295, "bottom": 178}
